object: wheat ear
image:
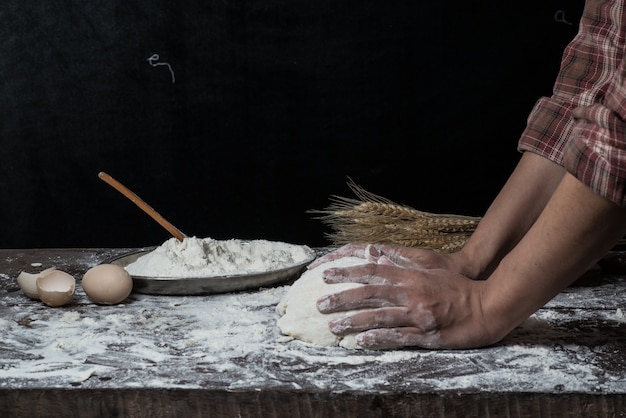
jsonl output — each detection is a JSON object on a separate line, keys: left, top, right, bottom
{"left": 309, "top": 179, "right": 481, "bottom": 253}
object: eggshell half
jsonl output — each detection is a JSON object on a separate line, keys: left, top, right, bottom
{"left": 17, "top": 267, "right": 57, "bottom": 299}
{"left": 82, "top": 264, "right": 133, "bottom": 305}
{"left": 36, "top": 270, "right": 75, "bottom": 307}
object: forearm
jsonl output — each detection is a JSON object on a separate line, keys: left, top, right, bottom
{"left": 483, "top": 172, "right": 626, "bottom": 341}
{"left": 453, "top": 152, "right": 566, "bottom": 279}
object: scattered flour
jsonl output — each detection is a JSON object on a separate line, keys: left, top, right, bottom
{"left": 3, "top": 251, "right": 625, "bottom": 394}
{"left": 519, "top": 314, "right": 552, "bottom": 330}
{"left": 0, "top": 282, "right": 623, "bottom": 393}
{"left": 125, "top": 237, "right": 314, "bottom": 278}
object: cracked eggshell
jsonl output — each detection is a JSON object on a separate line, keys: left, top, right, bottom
{"left": 82, "top": 264, "right": 133, "bottom": 305}
{"left": 16, "top": 267, "right": 57, "bottom": 299}
{"left": 36, "top": 270, "right": 75, "bottom": 307}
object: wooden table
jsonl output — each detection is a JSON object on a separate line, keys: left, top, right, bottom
{"left": 1, "top": 248, "right": 625, "bottom": 417}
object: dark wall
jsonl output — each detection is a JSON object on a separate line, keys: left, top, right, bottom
{"left": 0, "top": 1, "right": 583, "bottom": 248}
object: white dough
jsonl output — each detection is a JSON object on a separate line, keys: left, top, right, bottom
{"left": 276, "top": 257, "right": 371, "bottom": 349}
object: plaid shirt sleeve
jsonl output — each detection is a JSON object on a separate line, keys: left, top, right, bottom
{"left": 518, "top": 0, "right": 626, "bottom": 207}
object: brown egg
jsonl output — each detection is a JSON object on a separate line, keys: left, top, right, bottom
{"left": 82, "top": 264, "right": 133, "bottom": 304}
{"left": 36, "top": 270, "right": 76, "bottom": 307}
{"left": 16, "top": 267, "right": 59, "bottom": 300}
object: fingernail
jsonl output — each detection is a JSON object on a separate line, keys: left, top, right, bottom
{"left": 366, "top": 244, "right": 381, "bottom": 261}
{"left": 316, "top": 295, "right": 332, "bottom": 312}
{"left": 356, "top": 330, "right": 376, "bottom": 347}
{"left": 322, "top": 268, "right": 338, "bottom": 283}
{"left": 329, "top": 317, "right": 351, "bottom": 333}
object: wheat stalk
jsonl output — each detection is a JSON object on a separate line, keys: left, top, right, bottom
{"left": 309, "top": 179, "right": 481, "bottom": 253}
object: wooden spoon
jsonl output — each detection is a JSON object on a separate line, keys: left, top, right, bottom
{"left": 98, "top": 171, "right": 186, "bottom": 242}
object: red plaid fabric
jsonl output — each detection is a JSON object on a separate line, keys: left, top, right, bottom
{"left": 518, "top": 0, "right": 626, "bottom": 206}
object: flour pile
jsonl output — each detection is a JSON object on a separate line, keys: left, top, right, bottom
{"left": 125, "top": 237, "right": 314, "bottom": 278}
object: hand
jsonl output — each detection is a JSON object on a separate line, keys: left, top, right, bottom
{"left": 309, "top": 243, "right": 469, "bottom": 276}
{"left": 316, "top": 263, "right": 501, "bottom": 349}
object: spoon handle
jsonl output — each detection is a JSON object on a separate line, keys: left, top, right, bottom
{"left": 98, "top": 171, "right": 186, "bottom": 242}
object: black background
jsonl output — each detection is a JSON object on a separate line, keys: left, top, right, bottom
{"left": 0, "top": 1, "right": 584, "bottom": 248}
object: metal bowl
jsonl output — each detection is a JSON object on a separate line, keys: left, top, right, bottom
{"left": 105, "top": 247, "right": 316, "bottom": 296}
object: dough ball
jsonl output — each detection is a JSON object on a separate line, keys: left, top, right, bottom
{"left": 276, "top": 257, "right": 370, "bottom": 349}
